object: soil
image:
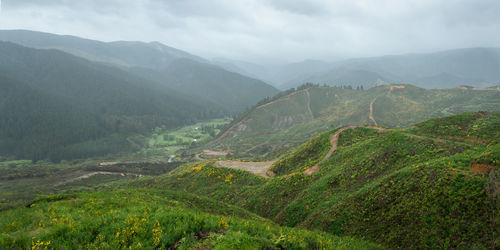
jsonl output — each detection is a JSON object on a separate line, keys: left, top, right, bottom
{"left": 215, "top": 160, "right": 276, "bottom": 178}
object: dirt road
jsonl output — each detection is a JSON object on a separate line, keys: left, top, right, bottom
{"left": 369, "top": 98, "right": 378, "bottom": 126}
{"left": 216, "top": 125, "right": 389, "bottom": 177}
{"left": 304, "top": 126, "right": 388, "bottom": 175}
{"left": 215, "top": 160, "right": 276, "bottom": 178}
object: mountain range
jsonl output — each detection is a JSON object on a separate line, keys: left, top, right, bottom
{"left": 215, "top": 48, "right": 500, "bottom": 90}
{"left": 0, "top": 30, "right": 279, "bottom": 113}
{"left": 0, "top": 30, "right": 278, "bottom": 161}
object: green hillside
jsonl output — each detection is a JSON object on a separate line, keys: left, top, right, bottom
{"left": 147, "top": 112, "right": 499, "bottom": 248}
{"left": 206, "top": 84, "right": 500, "bottom": 158}
{"left": 0, "top": 187, "right": 380, "bottom": 249}
{"left": 0, "top": 42, "right": 226, "bottom": 162}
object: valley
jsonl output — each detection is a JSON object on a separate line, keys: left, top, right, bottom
{"left": 0, "top": 27, "right": 498, "bottom": 249}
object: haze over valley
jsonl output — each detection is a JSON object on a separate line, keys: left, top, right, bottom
{"left": 0, "top": 1, "right": 499, "bottom": 249}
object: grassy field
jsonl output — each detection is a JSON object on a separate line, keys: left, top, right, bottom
{"left": 0, "top": 187, "right": 381, "bottom": 249}
{"left": 131, "top": 118, "right": 231, "bottom": 161}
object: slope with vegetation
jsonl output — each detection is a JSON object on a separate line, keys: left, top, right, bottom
{"left": 0, "top": 30, "right": 279, "bottom": 113}
{"left": 206, "top": 84, "right": 500, "bottom": 158}
{"left": 0, "top": 185, "right": 380, "bottom": 249}
{"left": 0, "top": 42, "right": 230, "bottom": 162}
{"left": 150, "top": 112, "right": 499, "bottom": 248}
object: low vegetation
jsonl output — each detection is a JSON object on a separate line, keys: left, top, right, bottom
{"left": 209, "top": 85, "right": 500, "bottom": 158}
{"left": 1, "top": 112, "right": 497, "bottom": 249}
{"left": 0, "top": 188, "right": 380, "bottom": 249}
{"left": 153, "top": 112, "right": 499, "bottom": 248}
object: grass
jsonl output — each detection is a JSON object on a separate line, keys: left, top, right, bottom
{"left": 0, "top": 118, "right": 231, "bottom": 211}
{"left": 152, "top": 112, "right": 499, "bottom": 249}
{"left": 1, "top": 112, "right": 498, "bottom": 248}
{"left": 131, "top": 117, "right": 231, "bottom": 161}
{"left": 210, "top": 85, "right": 500, "bottom": 158}
{"left": 0, "top": 188, "right": 381, "bottom": 249}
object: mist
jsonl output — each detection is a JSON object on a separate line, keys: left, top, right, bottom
{"left": 0, "top": 0, "right": 499, "bottom": 64}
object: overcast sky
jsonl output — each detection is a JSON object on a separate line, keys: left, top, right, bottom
{"left": 0, "top": 0, "right": 499, "bottom": 63}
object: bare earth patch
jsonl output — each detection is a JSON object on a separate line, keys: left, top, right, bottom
{"left": 215, "top": 160, "right": 276, "bottom": 178}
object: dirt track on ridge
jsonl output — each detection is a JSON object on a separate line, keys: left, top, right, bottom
{"left": 216, "top": 126, "right": 389, "bottom": 177}
{"left": 303, "top": 126, "right": 389, "bottom": 175}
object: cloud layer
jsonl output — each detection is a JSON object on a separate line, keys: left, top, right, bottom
{"left": 1, "top": 0, "right": 499, "bottom": 63}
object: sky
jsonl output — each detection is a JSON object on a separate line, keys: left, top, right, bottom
{"left": 0, "top": 0, "right": 499, "bottom": 64}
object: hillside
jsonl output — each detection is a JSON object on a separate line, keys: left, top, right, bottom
{"left": 131, "top": 59, "right": 279, "bottom": 113}
{"left": 290, "top": 68, "right": 392, "bottom": 89}
{"left": 147, "top": 112, "right": 500, "bottom": 248}
{"left": 205, "top": 84, "right": 500, "bottom": 158}
{"left": 0, "top": 186, "right": 380, "bottom": 249}
{"left": 0, "top": 30, "right": 279, "bottom": 113}
{"left": 0, "top": 42, "right": 226, "bottom": 162}
{"left": 281, "top": 47, "right": 500, "bottom": 89}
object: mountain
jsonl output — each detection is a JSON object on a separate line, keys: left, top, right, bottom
{"left": 281, "top": 48, "right": 500, "bottom": 89}
{"left": 131, "top": 59, "right": 279, "bottom": 113}
{"left": 213, "top": 59, "right": 333, "bottom": 89}
{"left": 287, "top": 68, "right": 393, "bottom": 89}
{"left": 149, "top": 111, "right": 500, "bottom": 249}
{"left": 0, "top": 30, "right": 206, "bottom": 68}
{"left": 0, "top": 42, "right": 225, "bottom": 162}
{"left": 0, "top": 30, "right": 279, "bottom": 112}
{"left": 204, "top": 84, "right": 500, "bottom": 158}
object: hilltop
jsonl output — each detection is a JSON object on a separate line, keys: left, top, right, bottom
{"left": 205, "top": 84, "right": 500, "bottom": 158}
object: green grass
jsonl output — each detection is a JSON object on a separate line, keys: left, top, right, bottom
{"left": 153, "top": 112, "right": 499, "bottom": 249}
{"left": 132, "top": 117, "right": 231, "bottom": 160}
{"left": 0, "top": 188, "right": 380, "bottom": 249}
{"left": 412, "top": 111, "right": 500, "bottom": 143}
{"left": 210, "top": 85, "right": 500, "bottom": 158}
{"left": 1, "top": 112, "right": 498, "bottom": 249}
{"left": 270, "top": 129, "right": 338, "bottom": 175}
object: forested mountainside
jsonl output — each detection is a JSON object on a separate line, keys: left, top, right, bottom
{"left": 0, "top": 30, "right": 279, "bottom": 113}
{"left": 130, "top": 59, "right": 279, "bottom": 113}
{"left": 207, "top": 84, "right": 500, "bottom": 158}
{"left": 0, "top": 42, "right": 225, "bottom": 162}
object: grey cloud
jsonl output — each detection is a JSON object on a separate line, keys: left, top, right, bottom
{"left": 0, "top": 0, "right": 499, "bottom": 63}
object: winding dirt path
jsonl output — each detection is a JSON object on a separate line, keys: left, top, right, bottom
{"left": 369, "top": 85, "right": 406, "bottom": 127}
{"left": 369, "top": 98, "right": 378, "bottom": 126}
{"left": 216, "top": 126, "right": 389, "bottom": 177}
{"left": 305, "top": 89, "right": 314, "bottom": 119}
{"left": 54, "top": 171, "right": 143, "bottom": 186}
{"left": 303, "top": 126, "right": 389, "bottom": 175}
